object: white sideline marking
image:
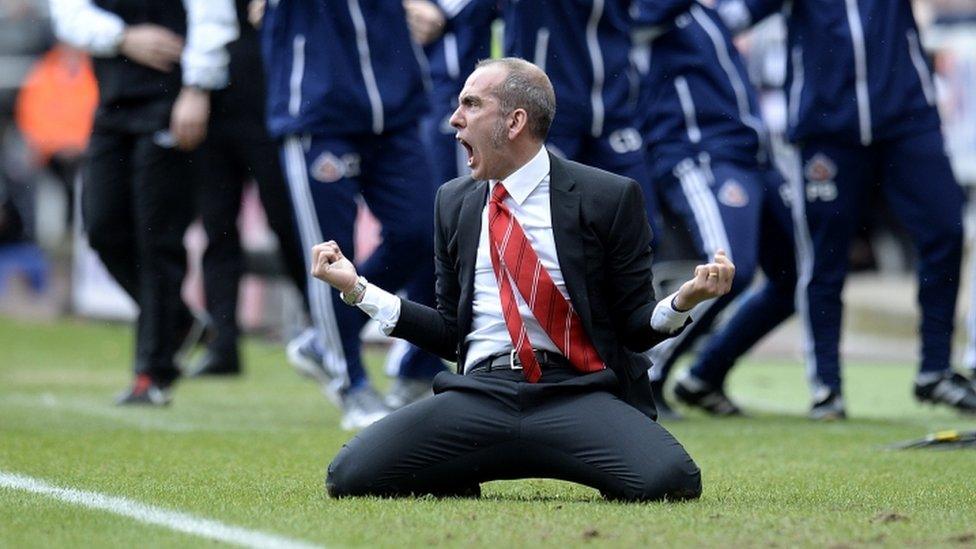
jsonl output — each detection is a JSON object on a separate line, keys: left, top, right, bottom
{"left": 0, "top": 471, "right": 323, "bottom": 549}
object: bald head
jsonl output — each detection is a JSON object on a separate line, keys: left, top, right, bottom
{"left": 474, "top": 57, "right": 556, "bottom": 141}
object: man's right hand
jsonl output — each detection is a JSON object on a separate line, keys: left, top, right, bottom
{"left": 311, "top": 241, "right": 360, "bottom": 294}
{"left": 119, "top": 24, "right": 184, "bottom": 72}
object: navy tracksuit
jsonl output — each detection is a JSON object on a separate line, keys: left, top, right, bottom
{"left": 261, "top": 0, "right": 445, "bottom": 390}
{"left": 420, "top": 0, "right": 496, "bottom": 184}
{"left": 502, "top": 0, "right": 658, "bottom": 230}
{"left": 695, "top": 0, "right": 964, "bottom": 396}
{"left": 632, "top": 2, "right": 795, "bottom": 383}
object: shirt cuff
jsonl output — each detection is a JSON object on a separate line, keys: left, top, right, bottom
{"left": 650, "top": 291, "right": 693, "bottom": 334}
{"left": 355, "top": 283, "right": 401, "bottom": 336}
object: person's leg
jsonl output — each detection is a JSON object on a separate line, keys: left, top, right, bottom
{"left": 279, "top": 134, "right": 365, "bottom": 394}
{"left": 357, "top": 127, "right": 445, "bottom": 382}
{"left": 196, "top": 137, "right": 246, "bottom": 373}
{"left": 878, "top": 129, "right": 976, "bottom": 410}
{"left": 792, "top": 141, "right": 869, "bottom": 400}
{"left": 687, "top": 165, "right": 797, "bottom": 390}
{"left": 327, "top": 374, "right": 518, "bottom": 497}
{"left": 242, "top": 126, "right": 310, "bottom": 311}
{"left": 521, "top": 383, "right": 702, "bottom": 501}
{"left": 82, "top": 129, "right": 138, "bottom": 298}
{"left": 130, "top": 132, "right": 195, "bottom": 388}
{"left": 420, "top": 105, "right": 467, "bottom": 186}
{"left": 647, "top": 158, "right": 762, "bottom": 384}
{"left": 328, "top": 370, "right": 701, "bottom": 501}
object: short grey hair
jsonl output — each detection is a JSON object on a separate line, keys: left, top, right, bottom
{"left": 475, "top": 57, "right": 556, "bottom": 140}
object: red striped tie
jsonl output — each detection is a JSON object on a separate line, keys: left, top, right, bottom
{"left": 488, "top": 182, "right": 604, "bottom": 382}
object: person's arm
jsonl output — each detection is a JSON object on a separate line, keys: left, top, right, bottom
{"left": 181, "top": 0, "right": 238, "bottom": 90}
{"left": 714, "top": 0, "right": 787, "bottom": 33}
{"left": 604, "top": 180, "right": 733, "bottom": 352}
{"left": 49, "top": 0, "right": 126, "bottom": 56}
{"left": 403, "top": 0, "right": 496, "bottom": 45}
{"left": 170, "top": 0, "right": 238, "bottom": 151}
{"left": 311, "top": 186, "right": 461, "bottom": 361}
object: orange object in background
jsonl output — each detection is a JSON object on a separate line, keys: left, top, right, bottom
{"left": 14, "top": 44, "right": 98, "bottom": 165}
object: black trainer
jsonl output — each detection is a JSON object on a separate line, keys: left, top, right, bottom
{"left": 673, "top": 374, "right": 743, "bottom": 416}
{"left": 115, "top": 374, "right": 172, "bottom": 406}
{"left": 809, "top": 390, "right": 846, "bottom": 421}
{"left": 914, "top": 371, "right": 976, "bottom": 414}
{"left": 650, "top": 379, "right": 683, "bottom": 421}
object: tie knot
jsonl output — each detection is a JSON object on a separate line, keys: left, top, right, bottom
{"left": 491, "top": 182, "right": 509, "bottom": 203}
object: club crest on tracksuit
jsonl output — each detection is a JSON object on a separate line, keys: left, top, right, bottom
{"left": 718, "top": 178, "right": 749, "bottom": 207}
{"left": 608, "top": 127, "right": 643, "bottom": 154}
{"left": 804, "top": 153, "right": 838, "bottom": 202}
{"left": 310, "top": 152, "right": 361, "bottom": 183}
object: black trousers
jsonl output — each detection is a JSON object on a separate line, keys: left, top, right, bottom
{"left": 327, "top": 368, "right": 702, "bottom": 502}
{"left": 83, "top": 128, "right": 194, "bottom": 385}
{"left": 195, "top": 119, "right": 308, "bottom": 358}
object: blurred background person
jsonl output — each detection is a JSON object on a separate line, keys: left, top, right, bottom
{"left": 408, "top": 0, "right": 496, "bottom": 187}
{"left": 700, "top": 0, "right": 976, "bottom": 416}
{"left": 49, "top": 0, "right": 237, "bottom": 405}
{"left": 259, "top": 0, "right": 446, "bottom": 430}
{"left": 184, "top": 0, "right": 309, "bottom": 378}
{"left": 630, "top": 0, "right": 796, "bottom": 420}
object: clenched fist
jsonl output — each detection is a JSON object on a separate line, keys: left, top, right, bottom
{"left": 311, "top": 241, "right": 359, "bottom": 293}
{"left": 673, "top": 249, "right": 735, "bottom": 311}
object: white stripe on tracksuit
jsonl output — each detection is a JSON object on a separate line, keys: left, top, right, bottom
{"left": 648, "top": 161, "right": 732, "bottom": 380}
{"left": 283, "top": 137, "right": 350, "bottom": 386}
{"left": 786, "top": 145, "right": 825, "bottom": 397}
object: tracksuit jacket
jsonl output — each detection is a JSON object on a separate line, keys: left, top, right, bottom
{"left": 717, "top": 0, "right": 940, "bottom": 145}
{"left": 261, "top": 0, "right": 430, "bottom": 138}
{"left": 633, "top": 0, "right": 766, "bottom": 178}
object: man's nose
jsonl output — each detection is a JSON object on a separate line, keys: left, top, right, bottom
{"left": 449, "top": 107, "right": 463, "bottom": 129}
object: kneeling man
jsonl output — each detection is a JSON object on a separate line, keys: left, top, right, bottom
{"left": 312, "top": 58, "right": 733, "bottom": 501}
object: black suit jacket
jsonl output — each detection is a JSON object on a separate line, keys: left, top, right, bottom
{"left": 391, "top": 153, "right": 680, "bottom": 418}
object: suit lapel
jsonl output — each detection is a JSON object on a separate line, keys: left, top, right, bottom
{"left": 456, "top": 179, "right": 488, "bottom": 364}
{"left": 548, "top": 154, "right": 593, "bottom": 333}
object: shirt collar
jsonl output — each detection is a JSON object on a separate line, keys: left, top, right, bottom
{"left": 492, "top": 146, "right": 549, "bottom": 205}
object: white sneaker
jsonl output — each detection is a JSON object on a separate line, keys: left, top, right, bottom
{"left": 383, "top": 378, "right": 433, "bottom": 410}
{"left": 339, "top": 385, "right": 390, "bottom": 431}
{"left": 286, "top": 328, "right": 343, "bottom": 407}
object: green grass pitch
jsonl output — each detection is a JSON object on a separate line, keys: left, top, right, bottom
{"left": 2, "top": 317, "right": 975, "bottom": 547}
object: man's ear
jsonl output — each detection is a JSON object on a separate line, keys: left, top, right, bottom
{"left": 508, "top": 108, "right": 529, "bottom": 139}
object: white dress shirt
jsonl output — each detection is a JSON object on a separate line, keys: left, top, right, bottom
{"left": 355, "top": 146, "right": 692, "bottom": 371}
{"left": 48, "top": 0, "right": 238, "bottom": 90}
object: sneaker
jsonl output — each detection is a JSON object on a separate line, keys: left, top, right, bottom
{"left": 673, "top": 373, "right": 743, "bottom": 416}
{"left": 650, "top": 378, "right": 683, "bottom": 421}
{"left": 914, "top": 371, "right": 976, "bottom": 414}
{"left": 340, "top": 385, "right": 390, "bottom": 431}
{"left": 175, "top": 309, "right": 213, "bottom": 369}
{"left": 383, "top": 378, "right": 433, "bottom": 410}
{"left": 286, "top": 328, "right": 343, "bottom": 407}
{"left": 809, "top": 390, "right": 846, "bottom": 421}
{"left": 186, "top": 348, "right": 241, "bottom": 377}
{"left": 115, "top": 374, "right": 172, "bottom": 406}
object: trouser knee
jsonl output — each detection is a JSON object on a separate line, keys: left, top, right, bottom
{"left": 614, "top": 455, "right": 703, "bottom": 502}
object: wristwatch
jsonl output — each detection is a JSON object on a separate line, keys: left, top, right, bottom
{"left": 340, "top": 276, "right": 368, "bottom": 305}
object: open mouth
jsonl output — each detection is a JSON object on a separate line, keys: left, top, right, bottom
{"left": 457, "top": 137, "right": 474, "bottom": 167}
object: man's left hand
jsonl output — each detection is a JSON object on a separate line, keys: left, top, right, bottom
{"left": 673, "top": 249, "right": 735, "bottom": 311}
{"left": 170, "top": 86, "right": 210, "bottom": 151}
